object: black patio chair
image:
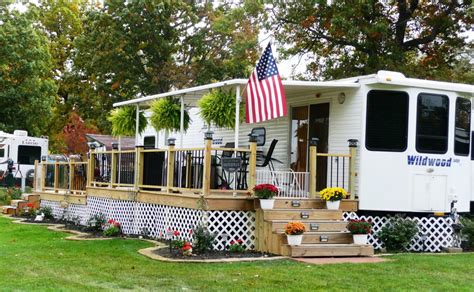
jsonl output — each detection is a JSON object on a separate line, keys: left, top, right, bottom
{"left": 256, "top": 139, "right": 281, "bottom": 172}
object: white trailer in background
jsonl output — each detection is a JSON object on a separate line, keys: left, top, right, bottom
{"left": 116, "top": 71, "right": 473, "bottom": 214}
{"left": 0, "top": 130, "right": 49, "bottom": 189}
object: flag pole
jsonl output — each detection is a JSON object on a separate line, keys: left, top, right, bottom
{"left": 234, "top": 85, "right": 240, "bottom": 148}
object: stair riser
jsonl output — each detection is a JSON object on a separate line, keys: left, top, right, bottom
{"left": 282, "top": 234, "right": 352, "bottom": 244}
{"left": 290, "top": 246, "right": 374, "bottom": 257}
{"left": 273, "top": 222, "right": 348, "bottom": 233}
{"left": 264, "top": 210, "right": 343, "bottom": 221}
{"left": 273, "top": 200, "right": 357, "bottom": 211}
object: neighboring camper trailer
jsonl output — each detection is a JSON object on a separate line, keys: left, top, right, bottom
{"left": 0, "top": 130, "right": 48, "bottom": 187}
{"left": 115, "top": 71, "right": 473, "bottom": 214}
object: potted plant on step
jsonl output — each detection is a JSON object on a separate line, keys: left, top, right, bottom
{"left": 285, "top": 221, "right": 306, "bottom": 246}
{"left": 254, "top": 183, "right": 278, "bottom": 209}
{"left": 319, "top": 187, "right": 347, "bottom": 210}
{"left": 347, "top": 219, "right": 372, "bottom": 245}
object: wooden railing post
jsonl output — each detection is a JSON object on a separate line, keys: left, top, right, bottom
{"left": 41, "top": 158, "right": 46, "bottom": 192}
{"left": 136, "top": 146, "right": 144, "bottom": 191}
{"left": 202, "top": 131, "right": 213, "bottom": 197}
{"left": 348, "top": 139, "right": 359, "bottom": 200}
{"left": 68, "top": 161, "right": 75, "bottom": 193}
{"left": 111, "top": 143, "right": 118, "bottom": 188}
{"left": 88, "top": 147, "right": 96, "bottom": 187}
{"left": 54, "top": 159, "right": 59, "bottom": 193}
{"left": 33, "top": 160, "right": 38, "bottom": 192}
{"left": 166, "top": 138, "right": 176, "bottom": 193}
{"left": 248, "top": 135, "right": 258, "bottom": 193}
{"left": 309, "top": 138, "right": 319, "bottom": 198}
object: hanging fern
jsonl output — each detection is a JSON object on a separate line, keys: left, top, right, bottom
{"left": 107, "top": 106, "right": 147, "bottom": 136}
{"left": 150, "top": 97, "right": 190, "bottom": 132}
{"left": 198, "top": 89, "right": 244, "bottom": 129}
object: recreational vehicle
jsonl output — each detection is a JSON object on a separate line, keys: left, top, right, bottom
{"left": 0, "top": 130, "right": 48, "bottom": 188}
{"left": 117, "top": 71, "right": 473, "bottom": 214}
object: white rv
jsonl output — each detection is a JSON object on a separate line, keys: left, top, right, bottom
{"left": 0, "top": 130, "right": 49, "bottom": 187}
{"left": 116, "top": 71, "right": 474, "bottom": 214}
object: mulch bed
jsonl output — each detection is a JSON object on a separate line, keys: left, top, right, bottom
{"left": 12, "top": 216, "right": 60, "bottom": 224}
{"left": 154, "top": 247, "right": 275, "bottom": 260}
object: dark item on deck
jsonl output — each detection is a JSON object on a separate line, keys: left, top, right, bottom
{"left": 256, "top": 139, "right": 281, "bottom": 172}
{"left": 249, "top": 127, "right": 266, "bottom": 146}
{"left": 142, "top": 151, "right": 165, "bottom": 189}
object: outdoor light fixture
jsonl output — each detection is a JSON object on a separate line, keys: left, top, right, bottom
{"left": 338, "top": 92, "right": 346, "bottom": 104}
{"left": 87, "top": 142, "right": 99, "bottom": 150}
{"left": 204, "top": 131, "right": 214, "bottom": 140}
{"left": 111, "top": 142, "right": 119, "bottom": 150}
{"left": 167, "top": 138, "right": 176, "bottom": 146}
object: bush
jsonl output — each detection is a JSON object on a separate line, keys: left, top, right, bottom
{"left": 37, "top": 206, "right": 54, "bottom": 220}
{"left": 192, "top": 225, "right": 216, "bottom": 254}
{"left": 229, "top": 239, "right": 245, "bottom": 253}
{"left": 461, "top": 217, "right": 474, "bottom": 250}
{"left": 87, "top": 213, "right": 106, "bottom": 232}
{"left": 103, "top": 219, "right": 121, "bottom": 237}
{"left": 378, "top": 215, "right": 418, "bottom": 252}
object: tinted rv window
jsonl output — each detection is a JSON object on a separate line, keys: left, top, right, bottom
{"left": 18, "top": 146, "right": 41, "bottom": 165}
{"left": 0, "top": 148, "right": 4, "bottom": 158}
{"left": 416, "top": 93, "right": 449, "bottom": 154}
{"left": 144, "top": 136, "right": 155, "bottom": 148}
{"left": 366, "top": 90, "right": 409, "bottom": 152}
{"left": 455, "top": 98, "right": 471, "bottom": 156}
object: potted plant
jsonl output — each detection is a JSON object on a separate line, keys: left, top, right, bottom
{"left": 285, "top": 221, "right": 306, "bottom": 246}
{"left": 347, "top": 219, "right": 372, "bottom": 245}
{"left": 319, "top": 187, "right": 347, "bottom": 210}
{"left": 254, "top": 184, "right": 278, "bottom": 209}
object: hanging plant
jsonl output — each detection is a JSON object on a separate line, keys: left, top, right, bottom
{"left": 107, "top": 106, "right": 147, "bottom": 136}
{"left": 150, "top": 97, "right": 190, "bottom": 132}
{"left": 198, "top": 89, "right": 244, "bottom": 129}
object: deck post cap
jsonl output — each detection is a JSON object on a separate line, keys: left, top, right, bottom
{"left": 204, "top": 131, "right": 214, "bottom": 140}
{"left": 167, "top": 137, "right": 176, "bottom": 146}
{"left": 249, "top": 134, "right": 258, "bottom": 143}
{"left": 309, "top": 138, "right": 319, "bottom": 146}
{"left": 348, "top": 139, "right": 359, "bottom": 147}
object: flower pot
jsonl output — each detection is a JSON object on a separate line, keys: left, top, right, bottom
{"left": 259, "top": 199, "right": 275, "bottom": 210}
{"left": 287, "top": 234, "right": 303, "bottom": 246}
{"left": 353, "top": 234, "right": 368, "bottom": 245}
{"left": 326, "top": 200, "right": 341, "bottom": 210}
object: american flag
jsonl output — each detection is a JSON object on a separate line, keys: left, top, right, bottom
{"left": 245, "top": 43, "right": 287, "bottom": 124}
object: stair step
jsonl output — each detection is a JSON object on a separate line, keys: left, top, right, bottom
{"left": 272, "top": 220, "right": 348, "bottom": 233}
{"left": 273, "top": 199, "right": 357, "bottom": 211}
{"left": 263, "top": 209, "right": 343, "bottom": 221}
{"left": 280, "top": 232, "right": 352, "bottom": 244}
{"left": 10, "top": 200, "right": 27, "bottom": 207}
{"left": 1, "top": 206, "right": 16, "bottom": 215}
{"left": 288, "top": 244, "right": 374, "bottom": 257}
{"left": 21, "top": 194, "right": 40, "bottom": 203}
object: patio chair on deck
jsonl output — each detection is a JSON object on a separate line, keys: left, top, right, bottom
{"left": 256, "top": 139, "right": 281, "bottom": 172}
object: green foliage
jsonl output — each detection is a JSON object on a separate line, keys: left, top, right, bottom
{"left": 103, "top": 225, "right": 121, "bottom": 237}
{"left": 108, "top": 106, "right": 147, "bottom": 137}
{"left": 87, "top": 213, "right": 106, "bottom": 232}
{"left": 378, "top": 215, "right": 418, "bottom": 252}
{"left": 228, "top": 240, "right": 245, "bottom": 253}
{"left": 192, "top": 224, "right": 216, "bottom": 254}
{"left": 198, "top": 89, "right": 244, "bottom": 129}
{"left": 37, "top": 206, "right": 54, "bottom": 220}
{"left": 461, "top": 217, "right": 474, "bottom": 250}
{"left": 271, "top": 1, "right": 472, "bottom": 82}
{"left": 6, "top": 188, "right": 22, "bottom": 200}
{"left": 150, "top": 98, "right": 190, "bottom": 132}
{"left": 0, "top": 8, "right": 57, "bottom": 136}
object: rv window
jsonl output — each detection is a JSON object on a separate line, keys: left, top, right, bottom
{"left": 455, "top": 97, "right": 471, "bottom": 156}
{"left": 0, "top": 147, "right": 4, "bottom": 158}
{"left": 416, "top": 93, "right": 449, "bottom": 154}
{"left": 17, "top": 146, "right": 41, "bottom": 165}
{"left": 144, "top": 136, "right": 156, "bottom": 148}
{"left": 366, "top": 90, "right": 409, "bottom": 152}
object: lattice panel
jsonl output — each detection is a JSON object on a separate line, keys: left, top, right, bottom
{"left": 207, "top": 211, "right": 256, "bottom": 250}
{"left": 40, "top": 200, "right": 65, "bottom": 219}
{"left": 66, "top": 203, "right": 90, "bottom": 225}
{"left": 343, "top": 212, "right": 454, "bottom": 252}
{"left": 87, "top": 196, "right": 135, "bottom": 234}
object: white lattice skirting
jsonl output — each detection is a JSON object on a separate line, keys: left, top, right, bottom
{"left": 343, "top": 212, "right": 454, "bottom": 252}
{"left": 40, "top": 197, "right": 256, "bottom": 251}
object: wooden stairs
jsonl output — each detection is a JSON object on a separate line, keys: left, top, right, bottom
{"left": 255, "top": 198, "right": 374, "bottom": 257}
{"left": 1, "top": 193, "right": 40, "bottom": 216}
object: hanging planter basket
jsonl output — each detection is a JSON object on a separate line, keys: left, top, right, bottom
{"left": 198, "top": 89, "right": 244, "bottom": 129}
{"left": 150, "top": 97, "right": 191, "bottom": 132}
{"left": 108, "top": 106, "right": 147, "bottom": 136}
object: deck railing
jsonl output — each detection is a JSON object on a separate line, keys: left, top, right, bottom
{"left": 34, "top": 160, "right": 88, "bottom": 194}
{"left": 34, "top": 135, "right": 358, "bottom": 199}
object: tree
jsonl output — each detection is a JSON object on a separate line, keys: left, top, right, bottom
{"left": 270, "top": 0, "right": 473, "bottom": 81}
{"left": 60, "top": 112, "right": 98, "bottom": 154}
{"left": 0, "top": 8, "right": 57, "bottom": 136}
{"left": 72, "top": 0, "right": 262, "bottom": 133}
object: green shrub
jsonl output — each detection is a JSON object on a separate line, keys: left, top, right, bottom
{"left": 87, "top": 213, "right": 106, "bottom": 232}
{"left": 37, "top": 206, "right": 54, "bottom": 220}
{"left": 198, "top": 89, "right": 244, "bottom": 129}
{"left": 150, "top": 97, "right": 190, "bottom": 132}
{"left": 461, "top": 217, "right": 474, "bottom": 249}
{"left": 7, "top": 187, "right": 22, "bottom": 200}
{"left": 192, "top": 224, "right": 216, "bottom": 254}
{"left": 108, "top": 106, "right": 147, "bottom": 136}
{"left": 228, "top": 239, "right": 245, "bottom": 253}
{"left": 103, "top": 219, "right": 121, "bottom": 237}
{"left": 377, "top": 214, "right": 418, "bottom": 252}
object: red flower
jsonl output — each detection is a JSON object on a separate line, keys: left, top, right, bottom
{"left": 26, "top": 203, "right": 35, "bottom": 208}
{"left": 237, "top": 239, "right": 243, "bottom": 244}
{"left": 189, "top": 229, "right": 193, "bottom": 235}
{"left": 108, "top": 219, "right": 114, "bottom": 224}
{"left": 230, "top": 240, "right": 235, "bottom": 245}
{"left": 182, "top": 242, "right": 192, "bottom": 251}
{"left": 173, "top": 230, "right": 180, "bottom": 236}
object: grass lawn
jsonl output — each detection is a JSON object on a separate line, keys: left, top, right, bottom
{"left": 0, "top": 216, "right": 473, "bottom": 291}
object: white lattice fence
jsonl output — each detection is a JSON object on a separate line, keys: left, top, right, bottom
{"left": 66, "top": 203, "right": 89, "bottom": 225}
{"left": 343, "top": 212, "right": 454, "bottom": 252}
{"left": 40, "top": 200, "right": 64, "bottom": 219}
{"left": 207, "top": 210, "right": 256, "bottom": 250}
{"left": 87, "top": 196, "right": 135, "bottom": 234}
